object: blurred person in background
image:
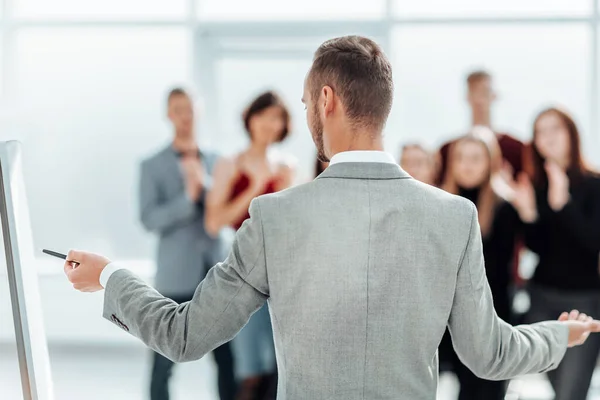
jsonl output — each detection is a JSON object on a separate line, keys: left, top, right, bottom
{"left": 139, "top": 88, "right": 236, "bottom": 400}
{"left": 439, "top": 70, "right": 527, "bottom": 322}
{"left": 437, "top": 70, "right": 524, "bottom": 185}
{"left": 440, "top": 127, "right": 520, "bottom": 400}
{"left": 505, "top": 107, "right": 600, "bottom": 400}
{"left": 205, "top": 91, "right": 294, "bottom": 400}
{"left": 399, "top": 143, "right": 439, "bottom": 185}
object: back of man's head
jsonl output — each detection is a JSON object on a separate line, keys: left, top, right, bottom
{"left": 308, "top": 36, "right": 394, "bottom": 131}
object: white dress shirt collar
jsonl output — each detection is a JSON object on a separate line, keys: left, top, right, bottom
{"left": 329, "top": 151, "right": 396, "bottom": 165}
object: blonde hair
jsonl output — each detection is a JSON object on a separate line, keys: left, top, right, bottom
{"left": 399, "top": 143, "right": 440, "bottom": 183}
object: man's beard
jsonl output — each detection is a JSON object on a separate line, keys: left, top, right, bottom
{"left": 310, "top": 106, "right": 329, "bottom": 162}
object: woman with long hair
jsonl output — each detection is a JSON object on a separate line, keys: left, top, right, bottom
{"left": 506, "top": 107, "right": 600, "bottom": 400}
{"left": 441, "top": 126, "right": 520, "bottom": 400}
{"left": 205, "top": 91, "right": 295, "bottom": 400}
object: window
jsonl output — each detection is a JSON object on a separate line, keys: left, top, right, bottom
{"left": 386, "top": 24, "right": 591, "bottom": 155}
{"left": 393, "top": 0, "right": 591, "bottom": 18}
{"left": 14, "top": 28, "right": 191, "bottom": 258}
{"left": 13, "top": 0, "right": 187, "bottom": 20}
{"left": 197, "top": 0, "right": 386, "bottom": 20}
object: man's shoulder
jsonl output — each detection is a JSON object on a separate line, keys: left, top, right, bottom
{"left": 410, "top": 180, "right": 474, "bottom": 214}
{"left": 496, "top": 131, "right": 525, "bottom": 148}
{"left": 255, "top": 181, "right": 314, "bottom": 207}
{"left": 255, "top": 178, "right": 474, "bottom": 220}
{"left": 141, "top": 144, "right": 172, "bottom": 168}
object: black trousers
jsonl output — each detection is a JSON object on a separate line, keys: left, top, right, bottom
{"left": 527, "top": 284, "right": 600, "bottom": 400}
{"left": 439, "top": 331, "right": 507, "bottom": 400}
{"left": 149, "top": 293, "right": 237, "bottom": 400}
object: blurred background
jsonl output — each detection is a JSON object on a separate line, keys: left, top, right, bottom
{"left": 1, "top": 1, "right": 600, "bottom": 399}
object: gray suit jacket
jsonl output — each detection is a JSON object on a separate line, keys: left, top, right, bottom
{"left": 139, "top": 145, "right": 224, "bottom": 296}
{"left": 109, "top": 161, "right": 568, "bottom": 399}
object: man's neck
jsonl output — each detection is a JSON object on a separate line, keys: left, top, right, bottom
{"left": 472, "top": 110, "right": 491, "bottom": 128}
{"left": 329, "top": 131, "right": 385, "bottom": 156}
{"left": 172, "top": 134, "right": 196, "bottom": 152}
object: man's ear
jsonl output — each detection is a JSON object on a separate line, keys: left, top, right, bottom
{"left": 322, "top": 86, "right": 334, "bottom": 116}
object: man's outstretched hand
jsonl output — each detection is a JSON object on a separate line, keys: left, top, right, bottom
{"left": 560, "top": 310, "right": 600, "bottom": 348}
{"left": 64, "top": 250, "right": 111, "bottom": 292}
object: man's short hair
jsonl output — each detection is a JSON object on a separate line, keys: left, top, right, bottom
{"left": 167, "top": 87, "right": 190, "bottom": 105}
{"left": 308, "top": 36, "right": 394, "bottom": 131}
{"left": 466, "top": 70, "right": 492, "bottom": 88}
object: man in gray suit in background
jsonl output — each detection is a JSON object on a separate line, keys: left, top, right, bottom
{"left": 138, "top": 88, "right": 235, "bottom": 400}
{"left": 66, "top": 37, "right": 600, "bottom": 400}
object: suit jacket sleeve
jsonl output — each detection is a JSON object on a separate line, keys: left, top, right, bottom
{"left": 448, "top": 202, "right": 569, "bottom": 380}
{"left": 138, "top": 160, "right": 198, "bottom": 233}
{"left": 104, "top": 199, "right": 269, "bottom": 362}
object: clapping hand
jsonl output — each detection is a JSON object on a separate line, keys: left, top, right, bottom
{"left": 246, "top": 162, "right": 273, "bottom": 192}
{"left": 180, "top": 156, "right": 204, "bottom": 202}
{"left": 545, "top": 161, "right": 570, "bottom": 211}
{"left": 493, "top": 164, "right": 538, "bottom": 223}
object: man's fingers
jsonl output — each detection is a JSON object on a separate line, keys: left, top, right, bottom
{"left": 569, "top": 309, "right": 580, "bottom": 320}
{"left": 63, "top": 261, "right": 73, "bottom": 276}
{"left": 558, "top": 312, "right": 569, "bottom": 321}
{"left": 578, "top": 313, "right": 588, "bottom": 321}
{"left": 63, "top": 261, "right": 79, "bottom": 281}
{"left": 67, "top": 249, "right": 84, "bottom": 264}
{"left": 587, "top": 320, "right": 600, "bottom": 333}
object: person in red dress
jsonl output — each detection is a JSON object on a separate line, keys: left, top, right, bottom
{"left": 205, "top": 91, "right": 295, "bottom": 400}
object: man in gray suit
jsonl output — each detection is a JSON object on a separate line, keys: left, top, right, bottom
{"left": 65, "top": 37, "right": 600, "bottom": 400}
{"left": 139, "top": 88, "right": 235, "bottom": 400}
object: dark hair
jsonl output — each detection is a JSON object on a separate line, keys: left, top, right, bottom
{"left": 526, "top": 107, "right": 592, "bottom": 187}
{"left": 308, "top": 35, "right": 393, "bottom": 131}
{"left": 466, "top": 70, "right": 491, "bottom": 88}
{"left": 243, "top": 91, "right": 290, "bottom": 142}
{"left": 167, "top": 87, "right": 190, "bottom": 105}
{"left": 314, "top": 158, "right": 328, "bottom": 177}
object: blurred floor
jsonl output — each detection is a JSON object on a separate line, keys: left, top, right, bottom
{"left": 0, "top": 344, "right": 217, "bottom": 400}
{"left": 2, "top": 344, "right": 600, "bottom": 400}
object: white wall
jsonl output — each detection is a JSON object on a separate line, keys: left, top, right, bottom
{"left": 0, "top": 259, "right": 153, "bottom": 344}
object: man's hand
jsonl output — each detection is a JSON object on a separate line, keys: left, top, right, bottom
{"left": 181, "top": 156, "right": 204, "bottom": 202}
{"left": 64, "top": 250, "right": 111, "bottom": 292}
{"left": 559, "top": 309, "right": 600, "bottom": 348}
